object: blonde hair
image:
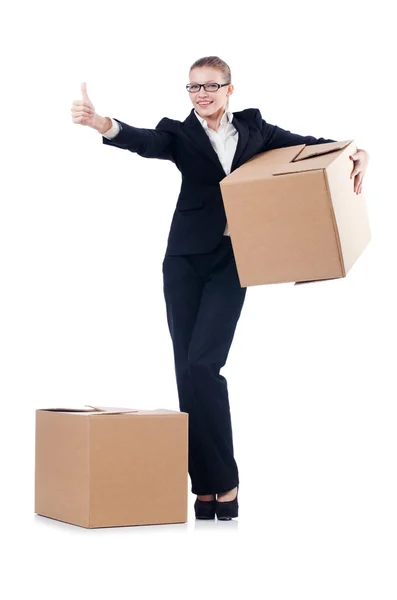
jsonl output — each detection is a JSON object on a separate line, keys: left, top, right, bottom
{"left": 189, "top": 56, "right": 232, "bottom": 109}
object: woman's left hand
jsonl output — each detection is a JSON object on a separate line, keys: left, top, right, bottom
{"left": 349, "top": 149, "right": 369, "bottom": 195}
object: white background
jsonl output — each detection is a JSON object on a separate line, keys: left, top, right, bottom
{"left": 1, "top": 0, "right": 396, "bottom": 598}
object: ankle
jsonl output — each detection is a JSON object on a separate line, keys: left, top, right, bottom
{"left": 197, "top": 494, "right": 215, "bottom": 501}
{"left": 216, "top": 486, "right": 238, "bottom": 501}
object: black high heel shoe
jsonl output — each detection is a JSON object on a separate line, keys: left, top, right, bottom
{"left": 215, "top": 486, "right": 239, "bottom": 520}
{"left": 194, "top": 496, "right": 216, "bottom": 519}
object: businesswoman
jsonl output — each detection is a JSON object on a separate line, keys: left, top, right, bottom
{"left": 71, "top": 55, "right": 369, "bottom": 520}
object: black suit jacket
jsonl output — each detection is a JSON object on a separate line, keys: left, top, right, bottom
{"left": 102, "top": 108, "right": 336, "bottom": 256}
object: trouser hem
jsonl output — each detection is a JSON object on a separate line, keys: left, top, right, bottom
{"left": 191, "top": 482, "right": 239, "bottom": 495}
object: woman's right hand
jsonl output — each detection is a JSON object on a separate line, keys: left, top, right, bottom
{"left": 71, "top": 82, "right": 98, "bottom": 128}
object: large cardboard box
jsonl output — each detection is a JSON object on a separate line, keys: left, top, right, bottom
{"left": 35, "top": 405, "right": 188, "bottom": 528}
{"left": 220, "top": 140, "right": 371, "bottom": 286}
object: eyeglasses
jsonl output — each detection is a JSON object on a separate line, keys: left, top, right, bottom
{"left": 186, "top": 82, "right": 231, "bottom": 93}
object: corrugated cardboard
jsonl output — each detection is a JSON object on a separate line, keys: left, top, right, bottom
{"left": 35, "top": 405, "right": 189, "bottom": 528}
{"left": 220, "top": 140, "right": 371, "bottom": 286}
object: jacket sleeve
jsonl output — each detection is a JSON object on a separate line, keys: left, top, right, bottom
{"left": 255, "top": 108, "right": 337, "bottom": 151}
{"left": 102, "top": 117, "right": 175, "bottom": 162}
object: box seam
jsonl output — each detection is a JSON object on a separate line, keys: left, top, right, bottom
{"left": 88, "top": 417, "right": 91, "bottom": 528}
{"left": 323, "top": 168, "right": 345, "bottom": 276}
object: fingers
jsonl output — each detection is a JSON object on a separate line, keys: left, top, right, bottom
{"left": 71, "top": 98, "right": 95, "bottom": 125}
{"left": 72, "top": 99, "right": 90, "bottom": 106}
{"left": 71, "top": 101, "right": 94, "bottom": 115}
{"left": 71, "top": 99, "right": 94, "bottom": 121}
{"left": 71, "top": 110, "right": 94, "bottom": 124}
{"left": 72, "top": 99, "right": 93, "bottom": 109}
{"left": 72, "top": 115, "right": 90, "bottom": 124}
{"left": 354, "top": 173, "right": 364, "bottom": 194}
{"left": 349, "top": 153, "right": 367, "bottom": 195}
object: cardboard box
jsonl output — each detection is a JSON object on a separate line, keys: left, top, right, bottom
{"left": 220, "top": 140, "right": 371, "bottom": 286}
{"left": 35, "top": 405, "right": 188, "bottom": 528}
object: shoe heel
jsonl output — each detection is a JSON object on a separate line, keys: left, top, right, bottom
{"left": 215, "top": 486, "right": 239, "bottom": 520}
{"left": 194, "top": 498, "right": 216, "bottom": 520}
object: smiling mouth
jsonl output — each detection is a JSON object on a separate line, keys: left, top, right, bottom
{"left": 198, "top": 101, "right": 213, "bottom": 106}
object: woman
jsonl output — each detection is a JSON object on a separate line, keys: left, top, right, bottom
{"left": 71, "top": 55, "right": 369, "bottom": 521}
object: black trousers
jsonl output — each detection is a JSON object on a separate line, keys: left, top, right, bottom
{"left": 162, "top": 235, "right": 247, "bottom": 495}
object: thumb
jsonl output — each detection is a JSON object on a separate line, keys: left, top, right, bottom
{"left": 81, "top": 81, "right": 90, "bottom": 101}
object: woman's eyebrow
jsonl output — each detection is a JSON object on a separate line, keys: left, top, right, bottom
{"left": 190, "top": 80, "right": 216, "bottom": 84}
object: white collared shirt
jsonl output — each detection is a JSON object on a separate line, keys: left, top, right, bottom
{"left": 102, "top": 108, "right": 239, "bottom": 236}
{"left": 193, "top": 108, "right": 238, "bottom": 235}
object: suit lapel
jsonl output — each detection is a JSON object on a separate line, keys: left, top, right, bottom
{"left": 184, "top": 108, "right": 249, "bottom": 175}
{"left": 230, "top": 116, "right": 249, "bottom": 172}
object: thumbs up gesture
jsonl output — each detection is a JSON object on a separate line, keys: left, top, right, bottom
{"left": 71, "top": 82, "right": 97, "bottom": 128}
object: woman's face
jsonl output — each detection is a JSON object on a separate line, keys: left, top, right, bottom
{"left": 188, "top": 67, "right": 233, "bottom": 118}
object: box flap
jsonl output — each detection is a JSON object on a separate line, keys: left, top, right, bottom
{"left": 292, "top": 140, "right": 353, "bottom": 162}
{"left": 38, "top": 405, "right": 139, "bottom": 415}
{"left": 271, "top": 140, "right": 354, "bottom": 176}
{"left": 37, "top": 405, "right": 182, "bottom": 415}
{"left": 85, "top": 405, "right": 181, "bottom": 415}
{"left": 84, "top": 405, "right": 139, "bottom": 414}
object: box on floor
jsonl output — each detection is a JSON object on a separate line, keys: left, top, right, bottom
{"left": 35, "top": 405, "right": 188, "bottom": 528}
